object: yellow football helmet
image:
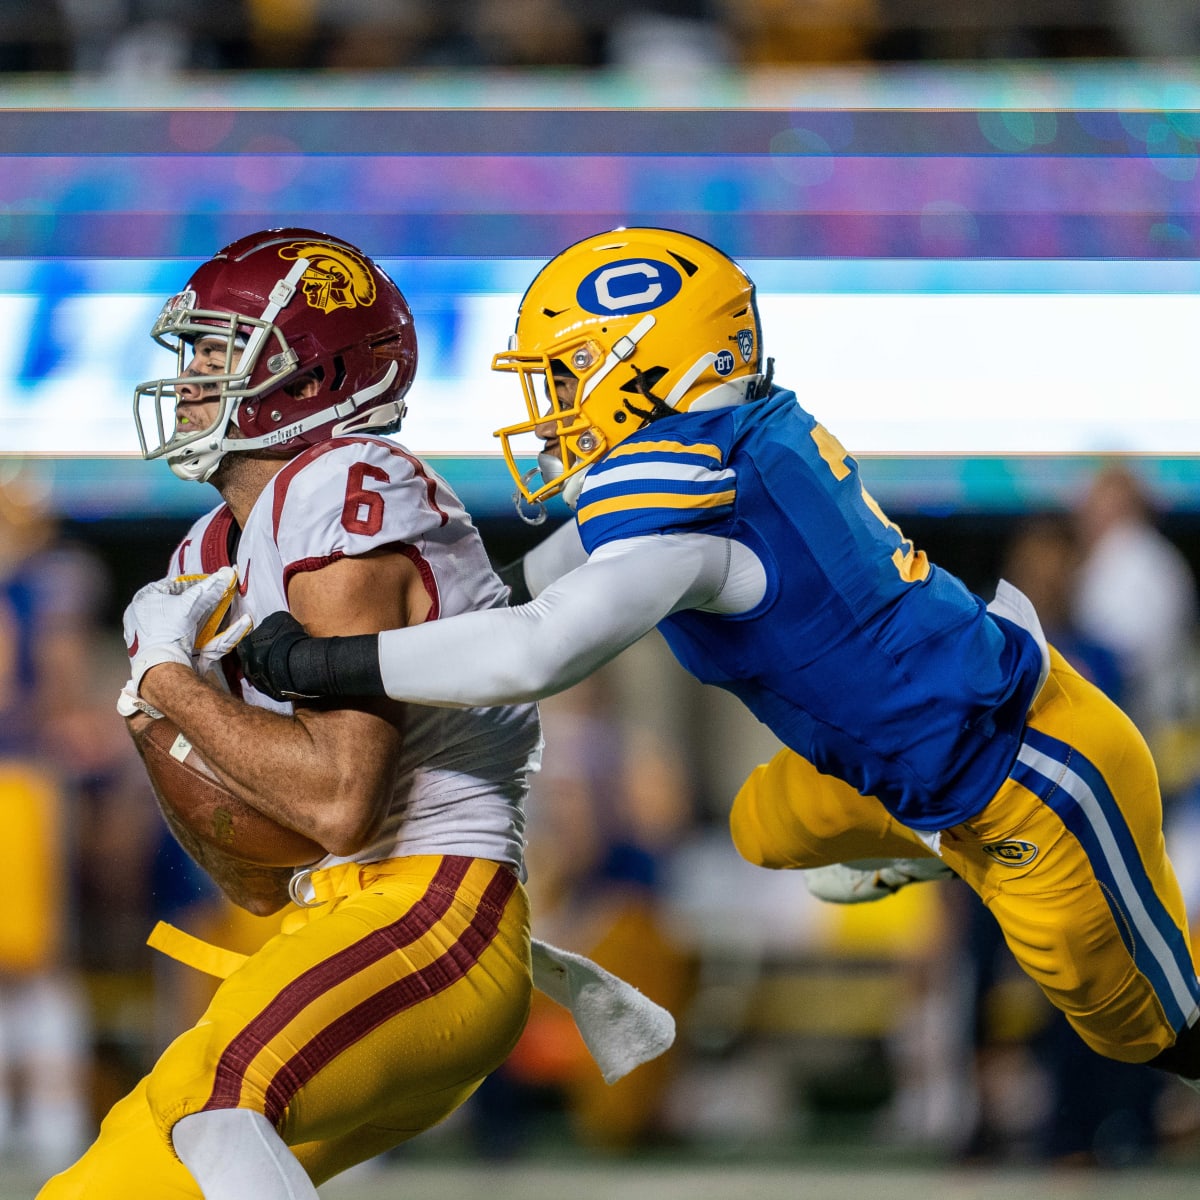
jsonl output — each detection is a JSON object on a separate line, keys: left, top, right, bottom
{"left": 492, "top": 228, "right": 768, "bottom": 509}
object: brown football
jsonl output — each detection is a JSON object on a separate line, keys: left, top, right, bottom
{"left": 132, "top": 717, "right": 324, "bottom": 867}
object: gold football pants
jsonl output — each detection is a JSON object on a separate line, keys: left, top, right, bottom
{"left": 731, "top": 647, "right": 1200, "bottom": 1064}
{"left": 38, "top": 854, "right": 531, "bottom": 1198}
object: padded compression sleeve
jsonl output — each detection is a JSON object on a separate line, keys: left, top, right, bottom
{"left": 237, "top": 609, "right": 386, "bottom": 700}
{"left": 285, "top": 627, "right": 385, "bottom": 698}
{"left": 373, "top": 533, "right": 730, "bottom": 706}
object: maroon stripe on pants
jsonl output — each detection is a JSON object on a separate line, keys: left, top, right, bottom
{"left": 202, "top": 856, "right": 475, "bottom": 1111}
{"left": 262, "top": 864, "right": 518, "bottom": 1124}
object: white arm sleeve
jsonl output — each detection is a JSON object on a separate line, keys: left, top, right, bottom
{"left": 376, "top": 533, "right": 733, "bottom": 706}
{"left": 523, "top": 520, "right": 589, "bottom": 597}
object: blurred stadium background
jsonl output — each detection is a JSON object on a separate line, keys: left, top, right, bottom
{"left": 4, "top": 1, "right": 1200, "bottom": 1196}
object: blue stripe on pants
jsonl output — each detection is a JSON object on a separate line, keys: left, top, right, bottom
{"left": 1011, "top": 725, "right": 1200, "bottom": 1032}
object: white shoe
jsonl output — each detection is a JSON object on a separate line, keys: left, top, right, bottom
{"left": 803, "top": 857, "right": 954, "bottom": 904}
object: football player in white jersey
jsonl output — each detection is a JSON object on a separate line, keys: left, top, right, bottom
{"left": 39, "top": 229, "right": 669, "bottom": 1200}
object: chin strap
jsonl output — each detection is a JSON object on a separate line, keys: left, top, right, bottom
{"left": 620, "top": 365, "right": 675, "bottom": 425}
{"left": 513, "top": 467, "right": 548, "bottom": 526}
{"left": 623, "top": 352, "right": 774, "bottom": 423}
{"left": 224, "top": 360, "right": 401, "bottom": 455}
{"left": 755, "top": 356, "right": 775, "bottom": 398}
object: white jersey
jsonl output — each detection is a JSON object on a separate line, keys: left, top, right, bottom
{"left": 169, "top": 434, "right": 540, "bottom": 874}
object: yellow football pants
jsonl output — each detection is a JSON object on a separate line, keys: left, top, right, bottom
{"left": 38, "top": 855, "right": 531, "bottom": 1198}
{"left": 731, "top": 647, "right": 1200, "bottom": 1065}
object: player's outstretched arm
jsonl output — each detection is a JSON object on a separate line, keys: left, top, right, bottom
{"left": 240, "top": 519, "right": 592, "bottom": 700}
{"left": 240, "top": 533, "right": 734, "bottom": 707}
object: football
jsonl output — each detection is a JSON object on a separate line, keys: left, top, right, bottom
{"left": 132, "top": 717, "right": 325, "bottom": 868}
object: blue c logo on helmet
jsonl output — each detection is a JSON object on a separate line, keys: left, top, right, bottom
{"left": 576, "top": 258, "right": 683, "bottom": 316}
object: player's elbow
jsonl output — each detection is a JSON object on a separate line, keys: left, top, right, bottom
{"left": 312, "top": 811, "right": 380, "bottom": 857}
{"left": 485, "top": 665, "right": 556, "bottom": 706}
{"left": 321, "top": 826, "right": 377, "bottom": 858}
{"left": 310, "top": 779, "right": 389, "bottom": 857}
{"left": 515, "top": 639, "right": 605, "bottom": 701}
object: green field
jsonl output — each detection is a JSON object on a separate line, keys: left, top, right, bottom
{"left": 323, "top": 1163, "right": 1200, "bottom": 1200}
{"left": 11, "top": 1160, "right": 1200, "bottom": 1200}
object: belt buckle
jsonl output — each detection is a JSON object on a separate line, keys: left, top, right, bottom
{"left": 288, "top": 867, "right": 324, "bottom": 909}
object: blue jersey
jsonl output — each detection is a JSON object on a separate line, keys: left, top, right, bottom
{"left": 572, "top": 387, "right": 1044, "bottom": 832}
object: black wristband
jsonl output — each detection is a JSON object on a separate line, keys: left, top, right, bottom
{"left": 286, "top": 633, "right": 386, "bottom": 698}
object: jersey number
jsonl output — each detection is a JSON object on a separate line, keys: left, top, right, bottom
{"left": 341, "top": 462, "right": 390, "bottom": 535}
{"left": 810, "top": 424, "right": 929, "bottom": 584}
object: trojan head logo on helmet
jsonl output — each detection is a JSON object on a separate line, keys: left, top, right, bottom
{"left": 492, "top": 227, "right": 769, "bottom": 511}
{"left": 279, "top": 241, "right": 376, "bottom": 313}
{"left": 133, "top": 227, "right": 417, "bottom": 483}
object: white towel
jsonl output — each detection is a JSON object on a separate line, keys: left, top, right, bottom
{"left": 529, "top": 938, "right": 676, "bottom": 1084}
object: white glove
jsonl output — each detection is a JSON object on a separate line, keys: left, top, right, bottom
{"left": 116, "top": 685, "right": 164, "bottom": 720}
{"left": 803, "top": 857, "right": 954, "bottom": 904}
{"left": 116, "top": 619, "right": 250, "bottom": 718}
{"left": 121, "top": 567, "right": 241, "bottom": 700}
{"left": 196, "top": 611, "right": 254, "bottom": 678}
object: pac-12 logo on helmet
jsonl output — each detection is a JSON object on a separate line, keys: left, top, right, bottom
{"left": 576, "top": 258, "right": 683, "bottom": 316}
{"left": 279, "top": 241, "right": 377, "bottom": 313}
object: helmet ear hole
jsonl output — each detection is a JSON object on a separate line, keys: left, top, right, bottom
{"left": 283, "top": 373, "right": 321, "bottom": 400}
{"left": 619, "top": 366, "right": 668, "bottom": 396}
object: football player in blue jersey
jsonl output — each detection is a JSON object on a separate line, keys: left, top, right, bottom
{"left": 137, "top": 227, "right": 1200, "bottom": 1090}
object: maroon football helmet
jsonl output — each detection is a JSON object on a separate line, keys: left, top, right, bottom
{"left": 133, "top": 227, "right": 418, "bottom": 482}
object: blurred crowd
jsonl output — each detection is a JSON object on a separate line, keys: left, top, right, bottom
{"left": 2, "top": 0, "right": 1200, "bottom": 76}
{"left": 0, "top": 473, "right": 277, "bottom": 1177}
{"left": 5, "top": 457, "right": 1200, "bottom": 1176}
